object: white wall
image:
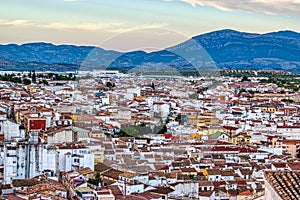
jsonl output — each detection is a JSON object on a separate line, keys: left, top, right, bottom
{"left": 1, "top": 120, "right": 22, "bottom": 140}
{"left": 57, "top": 147, "right": 94, "bottom": 172}
{"left": 47, "top": 129, "right": 73, "bottom": 144}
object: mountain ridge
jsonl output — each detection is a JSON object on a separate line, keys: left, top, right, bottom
{"left": 1, "top": 29, "right": 300, "bottom": 73}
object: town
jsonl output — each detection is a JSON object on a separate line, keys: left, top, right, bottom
{"left": 0, "top": 70, "right": 300, "bottom": 200}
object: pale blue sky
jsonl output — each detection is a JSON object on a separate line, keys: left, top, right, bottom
{"left": 1, "top": 0, "right": 299, "bottom": 51}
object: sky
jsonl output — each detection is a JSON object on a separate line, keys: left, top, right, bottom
{"left": 1, "top": 0, "right": 300, "bottom": 51}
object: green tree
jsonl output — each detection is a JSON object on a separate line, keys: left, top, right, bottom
{"left": 175, "top": 114, "right": 183, "bottom": 124}
{"left": 12, "top": 77, "right": 21, "bottom": 83}
{"left": 189, "top": 93, "right": 198, "bottom": 99}
{"left": 197, "top": 87, "right": 208, "bottom": 94}
{"left": 32, "top": 70, "right": 36, "bottom": 83}
{"left": 238, "top": 89, "right": 246, "bottom": 96}
{"left": 87, "top": 172, "right": 102, "bottom": 186}
{"left": 241, "top": 76, "right": 250, "bottom": 82}
{"left": 23, "top": 78, "right": 31, "bottom": 85}
{"left": 151, "top": 82, "right": 155, "bottom": 90}
{"left": 42, "top": 79, "right": 49, "bottom": 85}
{"left": 281, "top": 98, "right": 294, "bottom": 103}
{"left": 157, "top": 125, "right": 167, "bottom": 134}
{"left": 106, "top": 81, "right": 114, "bottom": 88}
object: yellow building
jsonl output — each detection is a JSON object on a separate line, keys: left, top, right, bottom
{"left": 231, "top": 132, "right": 252, "bottom": 144}
{"left": 93, "top": 149, "right": 105, "bottom": 164}
{"left": 24, "top": 86, "right": 37, "bottom": 93}
{"left": 188, "top": 116, "right": 219, "bottom": 127}
{"left": 264, "top": 107, "right": 276, "bottom": 113}
{"left": 190, "top": 132, "right": 201, "bottom": 140}
{"left": 15, "top": 109, "right": 32, "bottom": 123}
{"left": 134, "top": 95, "right": 146, "bottom": 101}
{"left": 15, "top": 111, "right": 20, "bottom": 123}
{"left": 91, "top": 130, "right": 105, "bottom": 138}
{"left": 70, "top": 114, "right": 77, "bottom": 123}
{"left": 198, "top": 125, "right": 223, "bottom": 135}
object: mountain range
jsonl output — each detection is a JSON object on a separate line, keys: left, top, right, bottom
{"left": 0, "top": 29, "right": 300, "bottom": 73}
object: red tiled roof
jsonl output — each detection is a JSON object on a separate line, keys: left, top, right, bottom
{"left": 272, "top": 162, "right": 287, "bottom": 168}
{"left": 199, "top": 190, "right": 214, "bottom": 197}
{"left": 213, "top": 180, "right": 226, "bottom": 187}
{"left": 288, "top": 162, "right": 300, "bottom": 171}
{"left": 265, "top": 171, "right": 300, "bottom": 199}
{"left": 180, "top": 167, "right": 197, "bottom": 173}
{"left": 164, "top": 133, "right": 172, "bottom": 139}
{"left": 223, "top": 126, "right": 238, "bottom": 130}
{"left": 7, "top": 194, "right": 26, "bottom": 200}
{"left": 154, "top": 164, "right": 169, "bottom": 171}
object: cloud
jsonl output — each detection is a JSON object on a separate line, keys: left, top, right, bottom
{"left": 170, "top": 0, "right": 300, "bottom": 15}
{"left": 0, "top": 19, "right": 167, "bottom": 34}
{"left": 41, "top": 22, "right": 111, "bottom": 31}
{"left": 0, "top": 19, "right": 122, "bottom": 31}
{"left": 109, "top": 23, "right": 168, "bottom": 33}
{"left": 0, "top": 19, "right": 34, "bottom": 27}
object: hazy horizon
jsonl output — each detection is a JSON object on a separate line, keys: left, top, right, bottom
{"left": 1, "top": 0, "right": 300, "bottom": 51}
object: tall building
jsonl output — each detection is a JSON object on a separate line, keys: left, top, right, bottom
{"left": 3, "top": 142, "right": 94, "bottom": 184}
{"left": 56, "top": 143, "right": 94, "bottom": 174}
{"left": 3, "top": 142, "right": 51, "bottom": 184}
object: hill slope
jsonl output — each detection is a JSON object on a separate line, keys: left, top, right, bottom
{"left": 0, "top": 29, "right": 300, "bottom": 73}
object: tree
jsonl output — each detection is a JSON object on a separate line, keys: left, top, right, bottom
{"left": 23, "top": 78, "right": 31, "bottom": 85}
{"left": 117, "top": 129, "right": 131, "bottom": 137}
{"left": 42, "top": 79, "right": 49, "bottom": 85}
{"left": 241, "top": 76, "right": 250, "bottom": 82}
{"left": 106, "top": 81, "right": 114, "bottom": 88}
{"left": 197, "top": 87, "right": 208, "bottom": 94}
{"left": 87, "top": 172, "right": 102, "bottom": 186}
{"left": 157, "top": 125, "right": 167, "bottom": 134}
{"left": 12, "top": 77, "right": 21, "bottom": 83}
{"left": 175, "top": 114, "right": 183, "bottom": 124}
{"left": 281, "top": 98, "right": 294, "bottom": 103}
{"left": 189, "top": 93, "right": 198, "bottom": 99}
{"left": 151, "top": 82, "right": 155, "bottom": 90}
{"left": 32, "top": 70, "right": 36, "bottom": 83}
{"left": 238, "top": 89, "right": 246, "bottom": 96}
